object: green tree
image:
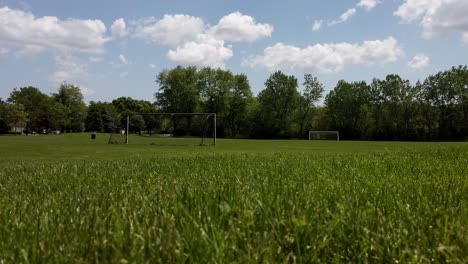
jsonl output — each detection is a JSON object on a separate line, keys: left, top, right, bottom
{"left": 8, "top": 86, "right": 50, "bottom": 133}
{"left": 153, "top": 66, "right": 254, "bottom": 138}
{"left": 254, "top": 71, "right": 301, "bottom": 138}
{"left": 227, "top": 74, "right": 253, "bottom": 137}
{"left": 49, "top": 101, "right": 71, "bottom": 131}
{"left": 196, "top": 68, "right": 253, "bottom": 137}
{"left": 411, "top": 81, "right": 438, "bottom": 140}
{"left": 155, "top": 66, "right": 200, "bottom": 135}
{"left": 6, "top": 103, "right": 29, "bottom": 134}
{"left": 52, "top": 83, "right": 87, "bottom": 132}
{"left": 130, "top": 115, "right": 146, "bottom": 135}
{"left": 370, "top": 75, "right": 417, "bottom": 140}
{"left": 325, "top": 80, "right": 372, "bottom": 139}
{"left": 0, "top": 100, "right": 29, "bottom": 134}
{"left": 197, "top": 68, "right": 230, "bottom": 136}
{"left": 111, "top": 97, "right": 157, "bottom": 133}
{"left": 85, "top": 101, "right": 120, "bottom": 132}
{"left": 297, "top": 74, "right": 325, "bottom": 137}
{"left": 0, "top": 99, "right": 8, "bottom": 133}
{"left": 156, "top": 66, "right": 199, "bottom": 113}
{"left": 112, "top": 97, "right": 157, "bottom": 114}
{"left": 421, "top": 66, "right": 468, "bottom": 140}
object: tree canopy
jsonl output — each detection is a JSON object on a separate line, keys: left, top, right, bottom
{"left": 1, "top": 65, "right": 467, "bottom": 141}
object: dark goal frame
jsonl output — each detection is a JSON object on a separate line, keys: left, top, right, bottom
{"left": 308, "top": 130, "right": 340, "bottom": 141}
{"left": 125, "top": 113, "right": 216, "bottom": 145}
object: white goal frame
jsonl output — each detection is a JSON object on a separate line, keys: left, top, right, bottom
{"left": 308, "top": 131, "right": 339, "bottom": 141}
{"left": 125, "top": 113, "right": 216, "bottom": 145}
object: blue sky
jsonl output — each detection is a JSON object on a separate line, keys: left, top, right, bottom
{"left": 1, "top": 0, "right": 467, "bottom": 104}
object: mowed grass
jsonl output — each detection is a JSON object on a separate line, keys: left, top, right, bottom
{"left": 0, "top": 134, "right": 467, "bottom": 262}
{"left": 0, "top": 133, "right": 465, "bottom": 160}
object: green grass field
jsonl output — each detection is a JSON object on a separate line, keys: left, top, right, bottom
{"left": 0, "top": 134, "right": 467, "bottom": 262}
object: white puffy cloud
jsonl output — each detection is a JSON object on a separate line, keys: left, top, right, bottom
{"left": 244, "top": 37, "right": 402, "bottom": 73}
{"left": 134, "top": 12, "right": 273, "bottom": 46}
{"left": 133, "top": 12, "right": 272, "bottom": 67}
{"left": 167, "top": 34, "right": 233, "bottom": 69}
{"left": 88, "top": 56, "right": 103, "bottom": 63}
{"left": 394, "top": 0, "right": 468, "bottom": 41}
{"left": 394, "top": 0, "right": 435, "bottom": 22}
{"left": 322, "top": 1, "right": 379, "bottom": 28}
{"left": 340, "top": 8, "right": 357, "bottom": 21}
{"left": 119, "top": 71, "right": 128, "bottom": 78}
{"left": 340, "top": 8, "right": 356, "bottom": 22}
{"left": 0, "top": 6, "right": 108, "bottom": 54}
{"left": 408, "top": 54, "right": 430, "bottom": 70}
{"left": 463, "top": 32, "right": 468, "bottom": 44}
{"left": 119, "top": 54, "right": 127, "bottom": 65}
{"left": 312, "top": 20, "right": 323, "bottom": 31}
{"left": 0, "top": 47, "right": 8, "bottom": 55}
{"left": 357, "top": 0, "right": 379, "bottom": 11}
{"left": 50, "top": 56, "right": 97, "bottom": 98}
{"left": 80, "top": 87, "right": 96, "bottom": 96}
{"left": 208, "top": 12, "right": 273, "bottom": 42}
{"left": 329, "top": 8, "right": 356, "bottom": 26}
{"left": 135, "top": 14, "right": 205, "bottom": 45}
{"left": 50, "top": 54, "right": 89, "bottom": 85}
{"left": 111, "top": 18, "right": 127, "bottom": 37}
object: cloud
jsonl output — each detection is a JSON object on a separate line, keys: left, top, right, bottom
{"left": 394, "top": 0, "right": 434, "bottom": 23}
{"left": 50, "top": 56, "right": 98, "bottom": 99}
{"left": 208, "top": 12, "right": 273, "bottom": 42}
{"left": 329, "top": 8, "right": 356, "bottom": 26}
{"left": 135, "top": 12, "right": 273, "bottom": 44}
{"left": 408, "top": 54, "right": 430, "bottom": 70}
{"left": 0, "top": 6, "right": 108, "bottom": 54}
{"left": 340, "top": 8, "right": 357, "bottom": 21}
{"left": 135, "top": 14, "right": 205, "bottom": 45}
{"left": 357, "top": 0, "right": 379, "bottom": 11}
{"left": 80, "top": 87, "right": 96, "bottom": 96}
{"left": 167, "top": 34, "right": 233, "bottom": 69}
{"left": 133, "top": 12, "right": 272, "bottom": 67}
{"left": 88, "top": 56, "right": 103, "bottom": 63}
{"left": 111, "top": 18, "right": 127, "bottom": 37}
{"left": 0, "top": 47, "right": 8, "bottom": 55}
{"left": 119, "top": 71, "right": 128, "bottom": 78}
{"left": 463, "top": 32, "right": 468, "bottom": 44}
{"left": 312, "top": 20, "right": 323, "bottom": 31}
{"left": 149, "top": 63, "right": 156, "bottom": 69}
{"left": 244, "top": 37, "right": 402, "bottom": 73}
{"left": 50, "top": 54, "right": 89, "bottom": 85}
{"left": 394, "top": 0, "right": 468, "bottom": 41}
{"left": 323, "top": 1, "right": 379, "bottom": 28}
{"left": 119, "top": 54, "right": 127, "bottom": 65}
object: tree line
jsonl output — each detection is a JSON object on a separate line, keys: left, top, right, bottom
{"left": 1, "top": 65, "right": 467, "bottom": 140}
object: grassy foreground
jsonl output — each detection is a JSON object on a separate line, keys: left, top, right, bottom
{"left": 0, "top": 134, "right": 467, "bottom": 262}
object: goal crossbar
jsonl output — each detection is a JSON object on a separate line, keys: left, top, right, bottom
{"left": 127, "top": 113, "right": 216, "bottom": 116}
{"left": 308, "top": 131, "right": 339, "bottom": 141}
{"left": 125, "top": 113, "right": 216, "bottom": 145}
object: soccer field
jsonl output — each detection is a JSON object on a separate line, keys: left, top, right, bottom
{"left": 0, "top": 133, "right": 465, "bottom": 160}
{"left": 0, "top": 134, "right": 467, "bottom": 262}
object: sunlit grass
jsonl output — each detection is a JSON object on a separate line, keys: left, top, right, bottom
{"left": 0, "top": 134, "right": 467, "bottom": 262}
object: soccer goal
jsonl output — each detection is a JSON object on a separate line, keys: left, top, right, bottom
{"left": 109, "top": 113, "right": 216, "bottom": 146}
{"left": 308, "top": 131, "right": 339, "bottom": 141}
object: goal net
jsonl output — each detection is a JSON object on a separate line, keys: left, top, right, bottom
{"left": 108, "top": 128, "right": 126, "bottom": 144}
{"left": 109, "top": 113, "right": 216, "bottom": 146}
{"left": 308, "top": 131, "right": 339, "bottom": 141}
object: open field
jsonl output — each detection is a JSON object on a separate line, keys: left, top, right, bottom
{"left": 0, "top": 133, "right": 465, "bottom": 160}
{"left": 0, "top": 134, "right": 467, "bottom": 262}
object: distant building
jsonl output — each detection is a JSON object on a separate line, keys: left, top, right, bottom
{"left": 10, "top": 126, "right": 25, "bottom": 134}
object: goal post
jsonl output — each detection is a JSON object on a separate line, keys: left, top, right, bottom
{"left": 121, "top": 112, "right": 216, "bottom": 146}
{"left": 308, "top": 131, "right": 339, "bottom": 141}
